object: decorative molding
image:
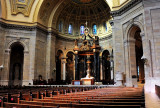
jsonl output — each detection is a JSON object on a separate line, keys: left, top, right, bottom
{"left": 5, "top": 36, "right": 30, "bottom": 52}
{"left": 99, "top": 34, "right": 112, "bottom": 41}
{"left": 0, "top": 21, "right": 112, "bottom": 42}
{"left": 111, "top": 0, "right": 142, "bottom": 17}
{"left": 0, "top": 21, "right": 50, "bottom": 35}
{"left": 10, "top": 0, "right": 35, "bottom": 17}
{"left": 0, "top": 21, "right": 36, "bottom": 31}
{"left": 56, "top": 35, "right": 75, "bottom": 42}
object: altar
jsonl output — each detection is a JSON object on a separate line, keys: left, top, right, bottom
{"left": 73, "top": 24, "right": 101, "bottom": 85}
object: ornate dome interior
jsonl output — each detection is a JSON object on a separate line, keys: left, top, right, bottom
{"left": 54, "top": 0, "right": 112, "bottom": 38}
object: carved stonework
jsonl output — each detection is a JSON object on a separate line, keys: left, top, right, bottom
{"left": 10, "top": 0, "right": 35, "bottom": 17}
{"left": 5, "top": 36, "right": 30, "bottom": 51}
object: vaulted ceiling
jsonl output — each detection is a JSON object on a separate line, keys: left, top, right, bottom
{"left": 37, "top": 0, "right": 111, "bottom": 29}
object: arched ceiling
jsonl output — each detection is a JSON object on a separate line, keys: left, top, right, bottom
{"left": 0, "top": 0, "right": 114, "bottom": 30}
{"left": 58, "top": 0, "right": 110, "bottom": 21}
{"left": 0, "top": 0, "right": 130, "bottom": 28}
{"left": 37, "top": 0, "right": 111, "bottom": 29}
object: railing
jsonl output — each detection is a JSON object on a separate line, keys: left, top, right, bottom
{"left": 155, "top": 85, "right": 160, "bottom": 98}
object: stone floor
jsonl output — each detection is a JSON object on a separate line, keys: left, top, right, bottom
{"left": 138, "top": 83, "right": 160, "bottom": 108}
{"left": 145, "top": 92, "right": 160, "bottom": 108}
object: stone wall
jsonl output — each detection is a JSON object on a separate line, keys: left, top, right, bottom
{"left": 0, "top": 25, "right": 36, "bottom": 85}
{"left": 143, "top": 0, "right": 160, "bottom": 93}
{"left": 111, "top": 1, "right": 144, "bottom": 87}
{"left": 0, "top": 26, "right": 5, "bottom": 84}
{"left": 35, "top": 29, "right": 47, "bottom": 80}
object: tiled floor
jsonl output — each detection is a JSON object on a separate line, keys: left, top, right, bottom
{"left": 145, "top": 92, "right": 160, "bottom": 108}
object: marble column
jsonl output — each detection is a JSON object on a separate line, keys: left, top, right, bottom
{"left": 96, "top": 52, "right": 100, "bottom": 82}
{"left": 99, "top": 56, "right": 103, "bottom": 80}
{"left": 75, "top": 53, "right": 79, "bottom": 80}
{"left": 61, "top": 58, "right": 67, "bottom": 81}
{"left": 73, "top": 56, "right": 75, "bottom": 80}
{"left": 93, "top": 52, "right": 97, "bottom": 81}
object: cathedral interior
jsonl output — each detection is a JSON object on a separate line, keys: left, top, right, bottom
{"left": 0, "top": 0, "right": 160, "bottom": 107}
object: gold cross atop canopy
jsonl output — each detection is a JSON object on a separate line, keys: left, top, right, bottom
{"left": 85, "top": 21, "right": 88, "bottom": 27}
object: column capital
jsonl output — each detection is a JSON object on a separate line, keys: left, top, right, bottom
{"left": 61, "top": 57, "right": 67, "bottom": 64}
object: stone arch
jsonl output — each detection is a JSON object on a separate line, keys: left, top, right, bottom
{"left": 7, "top": 40, "right": 29, "bottom": 52}
{"left": 56, "top": 49, "right": 64, "bottom": 57}
{"left": 124, "top": 22, "right": 144, "bottom": 87}
{"left": 8, "top": 42, "right": 24, "bottom": 86}
{"left": 124, "top": 21, "right": 144, "bottom": 41}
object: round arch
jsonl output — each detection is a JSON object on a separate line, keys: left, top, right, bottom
{"left": 124, "top": 23, "right": 145, "bottom": 87}
{"left": 124, "top": 21, "right": 144, "bottom": 41}
{"left": 7, "top": 40, "right": 29, "bottom": 52}
{"left": 9, "top": 42, "right": 24, "bottom": 86}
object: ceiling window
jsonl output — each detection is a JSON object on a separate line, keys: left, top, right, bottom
{"left": 80, "top": 25, "right": 85, "bottom": 35}
{"left": 93, "top": 24, "right": 97, "bottom": 35}
{"left": 103, "top": 21, "right": 107, "bottom": 32}
{"left": 59, "top": 21, "right": 63, "bottom": 32}
{"left": 68, "top": 24, "right": 73, "bottom": 35}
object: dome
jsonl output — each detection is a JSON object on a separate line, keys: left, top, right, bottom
{"left": 56, "top": 0, "right": 112, "bottom": 38}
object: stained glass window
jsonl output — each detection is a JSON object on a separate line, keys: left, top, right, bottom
{"left": 59, "top": 21, "right": 63, "bottom": 32}
{"left": 103, "top": 21, "right": 107, "bottom": 32}
{"left": 93, "top": 24, "right": 97, "bottom": 35}
{"left": 68, "top": 24, "right": 72, "bottom": 34}
{"left": 80, "top": 25, "right": 85, "bottom": 35}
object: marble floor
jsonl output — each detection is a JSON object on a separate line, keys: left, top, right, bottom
{"left": 145, "top": 92, "right": 160, "bottom": 108}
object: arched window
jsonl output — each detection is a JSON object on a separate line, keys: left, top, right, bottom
{"left": 93, "top": 24, "right": 97, "bottom": 35}
{"left": 103, "top": 21, "right": 107, "bottom": 32}
{"left": 68, "top": 24, "right": 73, "bottom": 34}
{"left": 80, "top": 25, "right": 85, "bottom": 35}
{"left": 59, "top": 21, "right": 63, "bottom": 32}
